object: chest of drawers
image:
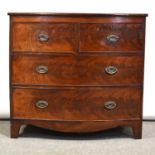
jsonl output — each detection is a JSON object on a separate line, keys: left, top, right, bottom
{"left": 9, "top": 13, "right": 147, "bottom": 139}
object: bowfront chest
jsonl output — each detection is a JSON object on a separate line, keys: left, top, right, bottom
{"left": 9, "top": 13, "right": 147, "bottom": 138}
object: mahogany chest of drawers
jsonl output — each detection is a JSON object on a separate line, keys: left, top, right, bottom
{"left": 9, "top": 13, "right": 147, "bottom": 138}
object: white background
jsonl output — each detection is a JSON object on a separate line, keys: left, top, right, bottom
{"left": 0, "top": 0, "right": 154, "bottom": 119}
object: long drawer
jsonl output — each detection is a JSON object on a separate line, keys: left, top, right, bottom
{"left": 12, "top": 87, "right": 142, "bottom": 120}
{"left": 11, "top": 55, "right": 144, "bottom": 86}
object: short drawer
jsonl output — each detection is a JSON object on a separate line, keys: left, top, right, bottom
{"left": 12, "top": 88, "right": 142, "bottom": 120}
{"left": 80, "top": 23, "right": 145, "bottom": 53}
{"left": 12, "top": 55, "right": 144, "bottom": 86}
{"left": 11, "top": 23, "right": 78, "bottom": 53}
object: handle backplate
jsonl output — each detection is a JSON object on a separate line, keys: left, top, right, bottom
{"left": 36, "top": 65, "right": 48, "bottom": 74}
{"left": 104, "top": 101, "right": 117, "bottom": 110}
{"left": 38, "top": 33, "right": 49, "bottom": 42}
{"left": 106, "top": 34, "right": 119, "bottom": 43}
{"left": 35, "top": 100, "right": 48, "bottom": 109}
{"left": 105, "top": 66, "right": 117, "bottom": 75}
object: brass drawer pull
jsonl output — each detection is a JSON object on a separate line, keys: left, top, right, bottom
{"left": 35, "top": 100, "right": 48, "bottom": 109}
{"left": 38, "top": 33, "right": 49, "bottom": 42}
{"left": 106, "top": 34, "right": 119, "bottom": 43}
{"left": 36, "top": 65, "right": 48, "bottom": 74}
{"left": 105, "top": 66, "right": 117, "bottom": 75}
{"left": 104, "top": 101, "right": 117, "bottom": 110}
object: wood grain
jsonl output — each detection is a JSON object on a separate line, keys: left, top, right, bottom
{"left": 12, "top": 23, "right": 78, "bottom": 52}
{"left": 12, "top": 55, "right": 144, "bottom": 86}
{"left": 10, "top": 14, "right": 146, "bottom": 23}
{"left": 9, "top": 13, "right": 147, "bottom": 139}
{"left": 80, "top": 23, "right": 145, "bottom": 52}
{"left": 12, "top": 87, "right": 142, "bottom": 120}
{"left": 11, "top": 119, "right": 142, "bottom": 139}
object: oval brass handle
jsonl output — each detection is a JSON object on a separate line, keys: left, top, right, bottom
{"left": 35, "top": 100, "right": 48, "bottom": 109}
{"left": 105, "top": 66, "right": 117, "bottom": 75}
{"left": 36, "top": 65, "right": 48, "bottom": 74}
{"left": 104, "top": 101, "right": 117, "bottom": 110}
{"left": 38, "top": 33, "right": 49, "bottom": 42}
{"left": 106, "top": 34, "right": 119, "bottom": 43}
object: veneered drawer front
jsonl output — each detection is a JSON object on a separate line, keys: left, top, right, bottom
{"left": 12, "top": 55, "right": 144, "bottom": 86}
{"left": 80, "top": 23, "right": 145, "bottom": 52}
{"left": 12, "top": 88, "right": 142, "bottom": 120}
{"left": 11, "top": 23, "right": 78, "bottom": 53}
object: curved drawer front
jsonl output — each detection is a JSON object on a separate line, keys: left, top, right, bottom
{"left": 12, "top": 88, "right": 142, "bottom": 120}
{"left": 80, "top": 23, "right": 145, "bottom": 52}
{"left": 12, "top": 55, "right": 144, "bottom": 86}
{"left": 12, "top": 23, "right": 78, "bottom": 53}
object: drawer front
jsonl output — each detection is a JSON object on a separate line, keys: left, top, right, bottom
{"left": 12, "top": 88, "right": 142, "bottom": 120}
{"left": 12, "top": 55, "right": 144, "bottom": 86}
{"left": 80, "top": 23, "right": 145, "bottom": 52}
{"left": 11, "top": 23, "right": 78, "bottom": 53}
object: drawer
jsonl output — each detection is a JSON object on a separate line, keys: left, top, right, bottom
{"left": 80, "top": 23, "right": 145, "bottom": 52}
{"left": 11, "top": 23, "right": 78, "bottom": 53}
{"left": 12, "top": 55, "right": 144, "bottom": 86}
{"left": 12, "top": 88, "right": 142, "bottom": 120}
